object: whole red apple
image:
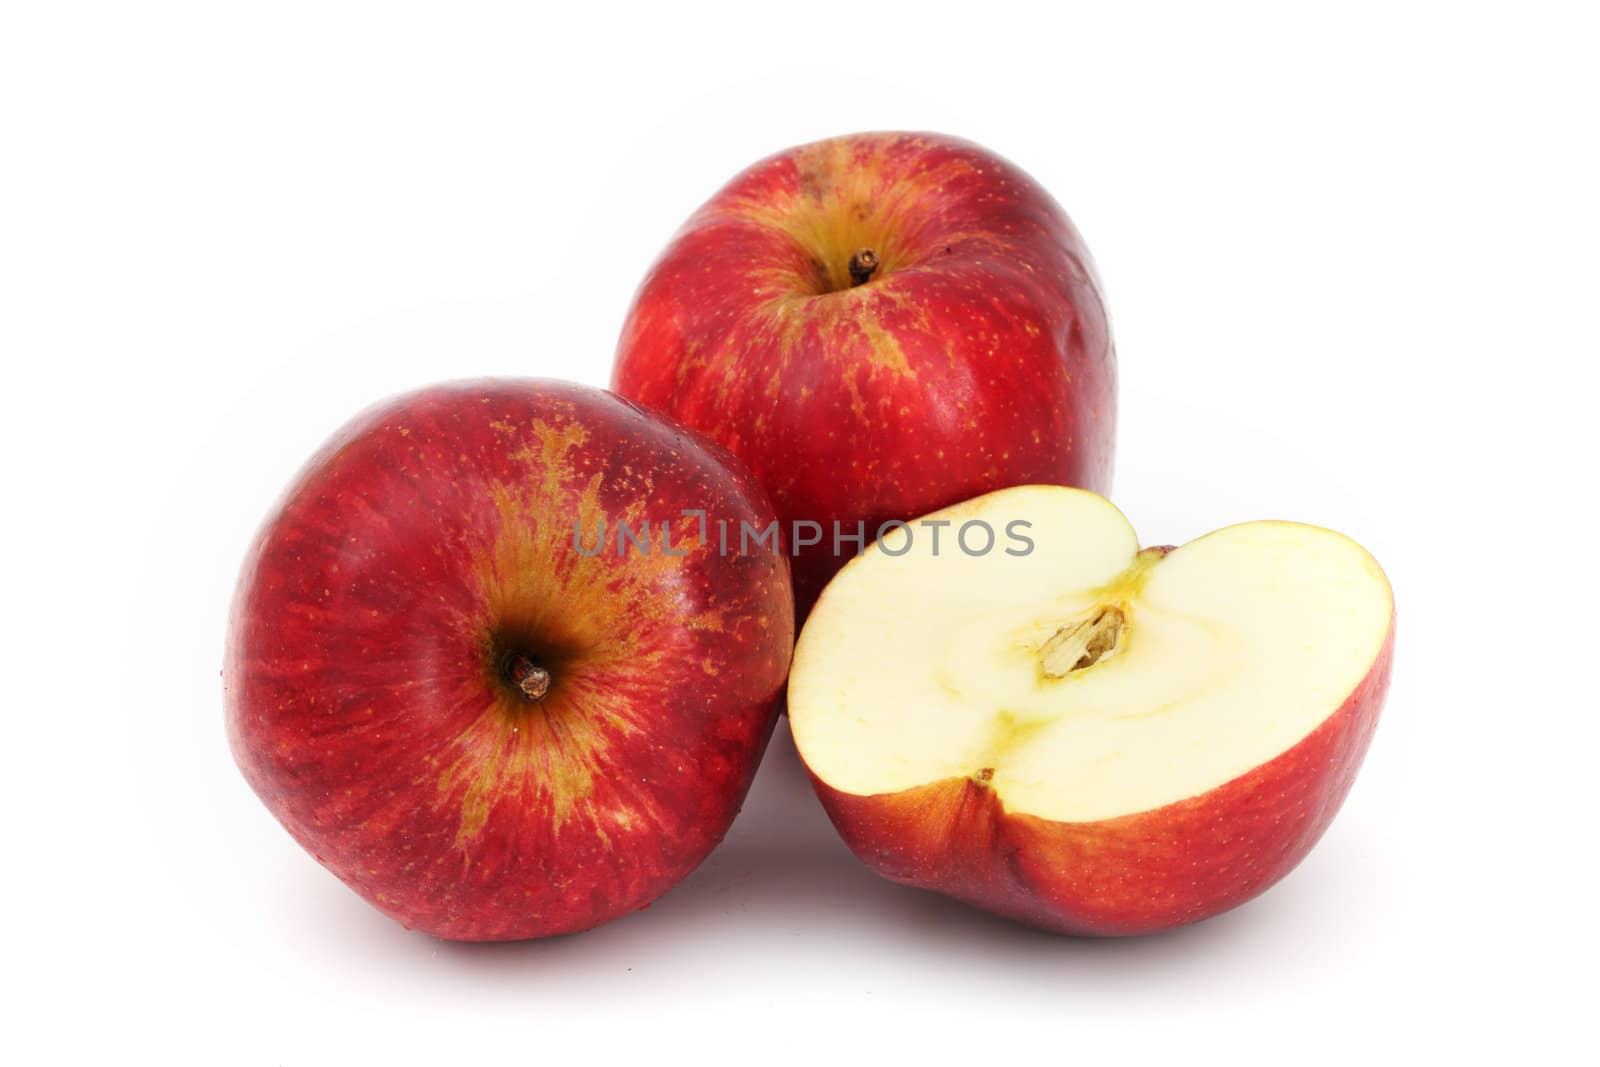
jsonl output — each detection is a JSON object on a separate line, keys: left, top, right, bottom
{"left": 225, "top": 380, "right": 794, "bottom": 940}
{"left": 788, "top": 486, "right": 1394, "bottom": 935}
{"left": 612, "top": 131, "right": 1115, "bottom": 615}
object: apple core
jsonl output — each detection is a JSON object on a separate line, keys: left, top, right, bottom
{"left": 1038, "top": 604, "right": 1128, "bottom": 677}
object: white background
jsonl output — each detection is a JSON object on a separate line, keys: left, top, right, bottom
{"left": 5, "top": 2, "right": 1597, "bottom": 1062}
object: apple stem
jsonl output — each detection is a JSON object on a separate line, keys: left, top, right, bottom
{"left": 848, "top": 249, "right": 879, "bottom": 287}
{"left": 505, "top": 653, "right": 552, "bottom": 702}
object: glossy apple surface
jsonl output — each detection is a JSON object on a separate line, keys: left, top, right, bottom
{"left": 226, "top": 380, "right": 793, "bottom": 940}
{"left": 788, "top": 486, "right": 1394, "bottom": 935}
{"left": 613, "top": 131, "right": 1115, "bottom": 615}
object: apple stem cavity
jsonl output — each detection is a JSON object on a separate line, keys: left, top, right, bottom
{"left": 1038, "top": 605, "right": 1129, "bottom": 679}
{"left": 847, "top": 248, "right": 879, "bottom": 287}
{"left": 504, "top": 652, "right": 552, "bottom": 702}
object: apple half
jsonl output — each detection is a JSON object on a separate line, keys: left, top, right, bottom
{"left": 788, "top": 486, "right": 1394, "bottom": 935}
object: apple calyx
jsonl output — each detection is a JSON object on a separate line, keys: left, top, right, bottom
{"left": 502, "top": 651, "right": 552, "bottom": 702}
{"left": 847, "top": 248, "right": 879, "bottom": 287}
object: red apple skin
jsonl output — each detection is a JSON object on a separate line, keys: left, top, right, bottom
{"left": 225, "top": 380, "right": 794, "bottom": 941}
{"left": 808, "top": 623, "right": 1394, "bottom": 936}
{"left": 612, "top": 131, "right": 1115, "bottom": 616}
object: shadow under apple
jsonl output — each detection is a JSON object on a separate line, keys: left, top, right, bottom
{"left": 268, "top": 720, "right": 1390, "bottom": 1005}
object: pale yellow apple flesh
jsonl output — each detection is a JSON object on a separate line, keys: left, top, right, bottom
{"left": 789, "top": 487, "right": 1394, "bottom": 823}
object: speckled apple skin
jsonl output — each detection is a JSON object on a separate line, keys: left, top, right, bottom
{"left": 808, "top": 624, "right": 1393, "bottom": 936}
{"left": 612, "top": 132, "right": 1115, "bottom": 616}
{"left": 225, "top": 380, "right": 794, "bottom": 941}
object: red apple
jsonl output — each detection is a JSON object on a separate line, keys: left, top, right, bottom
{"left": 787, "top": 486, "right": 1394, "bottom": 935}
{"left": 612, "top": 131, "right": 1115, "bottom": 616}
{"left": 225, "top": 380, "right": 794, "bottom": 940}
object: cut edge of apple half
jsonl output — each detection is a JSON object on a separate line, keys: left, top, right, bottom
{"left": 788, "top": 486, "right": 1394, "bottom": 825}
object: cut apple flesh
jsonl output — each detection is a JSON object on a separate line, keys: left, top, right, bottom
{"left": 789, "top": 486, "right": 1394, "bottom": 823}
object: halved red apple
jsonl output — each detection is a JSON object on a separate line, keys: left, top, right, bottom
{"left": 788, "top": 486, "right": 1394, "bottom": 935}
